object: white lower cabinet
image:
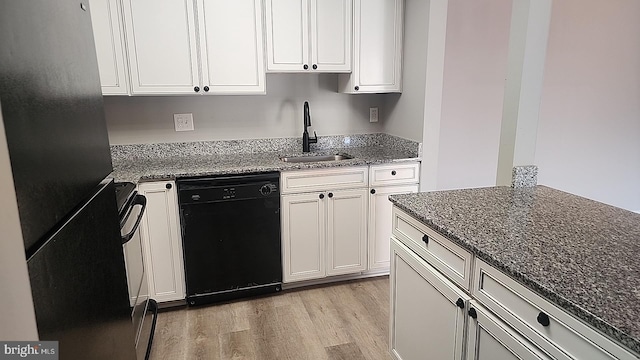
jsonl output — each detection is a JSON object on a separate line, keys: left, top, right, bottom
{"left": 368, "top": 184, "right": 418, "bottom": 270}
{"left": 282, "top": 188, "right": 367, "bottom": 283}
{"left": 137, "top": 181, "right": 186, "bottom": 303}
{"left": 326, "top": 188, "right": 368, "bottom": 276}
{"left": 466, "top": 302, "right": 550, "bottom": 360}
{"left": 390, "top": 238, "right": 470, "bottom": 360}
{"left": 282, "top": 192, "right": 326, "bottom": 282}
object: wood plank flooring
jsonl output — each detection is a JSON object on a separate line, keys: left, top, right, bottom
{"left": 149, "top": 276, "right": 391, "bottom": 360}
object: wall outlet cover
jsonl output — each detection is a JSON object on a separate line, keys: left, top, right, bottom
{"left": 174, "top": 113, "right": 194, "bottom": 132}
{"left": 370, "top": 107, "right": 379, "bottom": 123}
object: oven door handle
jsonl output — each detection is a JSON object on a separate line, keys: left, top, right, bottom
{"left": 121, "top": 194, "right": 147, "bottom": 245}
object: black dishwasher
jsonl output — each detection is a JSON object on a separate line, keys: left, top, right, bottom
{"left": 177, "top": 172, "right": 282, "bottom": 306}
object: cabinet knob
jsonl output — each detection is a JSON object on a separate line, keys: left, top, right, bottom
{"left": 456, "top": 298, "right": 465, "bottom": 309}
{"left": 468, "top": 308, "right": 477, "bottom": 319}
{"left": 203, "top": 86, "right": 210, "bottom": 92}
{"left": 166, "top": 183, "right": 172, "bottom": 189}
{"left": 354, "top": 86, "right": 359, "bottom": 91}
{"left": 391, "top": 170, "right": 397, "bottom": 176}
{"left": 194, "top": 86, "right": 200, "bottom": 93}
{"left": 422, "top": 234, "right": 429, "bottom": 245}
{"left": 312, "top": 64, "right": 318, "bottom": 70}
{"left": 328, "top": 192, "right": 333, "bottom": 198}
{"left": 319, "top": 193, "right": 324, "bottom": 199}
{"left": 537, "top": 312, "right": 550, "bottom": 327}
{"left": 303, "top": 64, "right": 309, "bottom": 70}
{"left": 370, "top": 189, "right": 376, "bottom": 194}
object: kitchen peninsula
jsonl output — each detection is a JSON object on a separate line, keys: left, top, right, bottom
{"left": 388, "top": 186, "right": 640, "bottom": 359}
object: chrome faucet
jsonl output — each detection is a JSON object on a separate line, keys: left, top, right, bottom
{"left": 302, "top": 101, "right": 317, "bottom": 152}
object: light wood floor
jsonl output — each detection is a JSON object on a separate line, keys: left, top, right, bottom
{"left": 149, "top": 276, "right": 391, "bottom": 360}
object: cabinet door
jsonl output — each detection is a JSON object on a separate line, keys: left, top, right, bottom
{"left": 326, "top": 188, "right": 367, "bottom": 276}
{"left": 138, "top": 182, "right": 186, "bottom": 303}
{"left": 309, "top": 0, "right": 351, "bottom": 72}
{"left": 466, "top": 302, "right": 550, "bottom": 360}
{"left": 89, "top": 0, "right": 130, "bottom": 95}
{"left": 339, "top": 0, "right": 403, "bottom": 93}
{"left": 368, "top": 184, "right": 418, "bottom": 271}
{"left": 390, "top": 238, "right": 469, "bottom": 360}
{"left": 282, "top": 192, "right": 325, "bottom": 282}
{"left": 265, "top": 0, "right": 309, "bottom": 72}
{"left": 196, "top": 0, "right": 266, "bottom": 94}
{"left": 122, "top": 0, "right": 200, "bottom": 94}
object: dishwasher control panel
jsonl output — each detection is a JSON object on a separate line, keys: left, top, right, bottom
{"left": 222, "top": 187, "right": 236, "bottom": 200}
{"left": 177, "top": 173, "right": 281, "bottom": 204}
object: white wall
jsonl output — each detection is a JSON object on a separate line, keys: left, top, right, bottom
{"left": 383, "top": 0, "right": 429, "bottom": 142}
{"left": 0, "top": 101, "right": 39, "bottom": 341}
{"left": 105, "top": 74, "right": 387, "bottom": 145}
{"left": 436, "top": 0, "right": 512, "bottom": 190}
{"left": 536, "top": 0, "right": 640, "bottom": 211}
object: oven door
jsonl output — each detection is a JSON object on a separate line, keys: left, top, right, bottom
{"left": 120, "top": 194, "right": 149, "bottom": 355}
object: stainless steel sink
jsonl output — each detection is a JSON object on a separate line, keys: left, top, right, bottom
{"left": 280, "top": 154, "right": 353, "bottom": 163}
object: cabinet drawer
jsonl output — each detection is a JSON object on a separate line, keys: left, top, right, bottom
{"left": 369, "top": 162, "right": 420, "bottom": 187}
{"left": 473, "top": 259, "right": 638, "bottom": 360}
{"left": 392, "top": 207, "right": 472, "bottom": 291}
{"left": 281, "top": 167, "right": 368, "bottom": 194}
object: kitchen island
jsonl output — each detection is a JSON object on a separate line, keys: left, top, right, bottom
{"left": 389, "top": 186, "right": 640, "bottom": 359}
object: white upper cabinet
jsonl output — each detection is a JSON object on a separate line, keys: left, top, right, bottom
{"left": 310, "top": 0, "right": 352, "bottom": 72}
{"left": 122, "top": 0, "right": 200, "bottom": 94}
{"left": 116, "top": 0, "right": 265, "bottom": 95}
{"left": 196, "top": 0, "right": 266, "bottom": 94}
{"left": 265, "top": 0, "right": 308, "bottom": 72}
{"left": 265, "top": 0, "right": 351, "bottom": 73}
{"left": 89, "top": 0, "right": 130, "bottom": 95}
{"left": 339, "top": 0, "right": 403, "bottom": 93}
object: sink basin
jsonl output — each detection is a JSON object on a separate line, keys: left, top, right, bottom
{"left": 280, "top": 154, "right": 353, "bottom": 163}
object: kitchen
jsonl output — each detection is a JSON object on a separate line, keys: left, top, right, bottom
{"left": 1, "top": 0, "right": 639, "bottom": 360}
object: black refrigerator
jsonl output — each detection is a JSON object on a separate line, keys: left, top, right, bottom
{"left": 0, "top": 1, "right": 137, "bottom": 359}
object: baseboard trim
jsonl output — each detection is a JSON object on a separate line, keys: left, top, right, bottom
{"left": 282, "top": 269, "right": 389, "bottom": 291}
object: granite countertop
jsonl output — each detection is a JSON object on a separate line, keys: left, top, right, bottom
{"left": 110, "top": 134, "right": 420, "bottom": 183}
{"left": 389, "top": 186, "right": 640, "bottom": 354}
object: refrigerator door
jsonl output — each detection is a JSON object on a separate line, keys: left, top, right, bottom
{"left": 0, "top": 0, "right": 113, "bottom": 252}
{"left": 27, "top": 180, "right": 136, "bottom": 360}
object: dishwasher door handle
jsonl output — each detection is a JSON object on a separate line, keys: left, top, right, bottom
{"left": 121, "top": 194, "right": 147, "bottom": 245}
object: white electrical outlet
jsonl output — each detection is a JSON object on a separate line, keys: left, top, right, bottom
{"left": 174, "top": 113, "right": 194, "bottom": 132}
{"left": 370, "top": 107, "right": 379, "bottom": 123}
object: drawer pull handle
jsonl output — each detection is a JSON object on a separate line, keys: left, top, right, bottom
{"left": 391, "top": 170, "right": 397, "bottom": 176}
{"left": 319, "top": 194, "right": 325, "bottom": 199}
{"left": 537, "top": 312, "right": 550, "bottom": 327}
{"left": 468, "top": 308, "right": 477, "bottom": 319}
{"left": 456, "top": 298, "right": 465, "bottom": 309}
{"left": 328, "top": 192, "right": 334, "bottom": 198}
{"left": 422, "top": 234, "right": 429, "bottom": 245}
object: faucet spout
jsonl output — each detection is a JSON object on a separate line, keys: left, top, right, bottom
{"left": 302, "top": 101, "right": 317, "bottom": 152}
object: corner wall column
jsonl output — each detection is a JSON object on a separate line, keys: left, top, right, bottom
{"left": 420, "top": 0, "right": 449, "bottom": 191}
{"left": 496, "top": 0, "right": 552, "bottom": 186}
